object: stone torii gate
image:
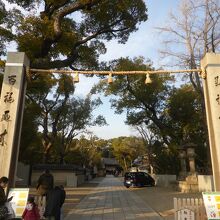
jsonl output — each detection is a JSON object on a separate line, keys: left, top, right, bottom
{"left": 0, "top": 52, "right": 29, "bottom": 188}
{"left": 0, "top": 52, "right": 220, "bottom": 190}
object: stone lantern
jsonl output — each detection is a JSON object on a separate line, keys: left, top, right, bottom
{"left": 184, "top": 143, "right": 198, "bottom": 190}
{"left": 177, "top": 143, "right": 198, "bottom": 192}
{"left": 179, "top": 142, "right": 196, "bottom": 174}
{"left": 187, "top": 146, "right": 196, "bottom": 174}
{"left": 178, "top": 146, "right": 187, "bottom": 180}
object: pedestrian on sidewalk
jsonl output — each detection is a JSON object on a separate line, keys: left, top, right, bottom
{"left": 57, "top": 185, "right": 66, "bottom": 220}
{"left": 36, "top": 170, "right": 54, "bottom": 196}
{"left": 22, "top": 196, "right": 40, "bottom": 220}
{"left": 0, "top": 176, "right": 13, "bottom": 220}
{"left": 44, "top": 186, "right": 65, "bottom": 220}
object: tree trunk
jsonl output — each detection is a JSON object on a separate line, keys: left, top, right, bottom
{"left": 123, "top": 157, "right": 128, "bottom": 171}
{"left": 59, "top": 154, "right": 65, "bottom": 164}
{"left": 43, "top": 151, "right": 50, "bottom": 164}
{"left": 42, "top": 142, "right": 52, "bottom": 163}
{"left": 190, "top": 71, "right": 212, "bottom": 174}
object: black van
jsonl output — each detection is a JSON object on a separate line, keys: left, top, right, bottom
{"left": 124, "top": 172, "right": 155, "bottom": 188}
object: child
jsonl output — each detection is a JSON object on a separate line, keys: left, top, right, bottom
{"left": 22, "top": 196, "right": 40, "bottom": 220}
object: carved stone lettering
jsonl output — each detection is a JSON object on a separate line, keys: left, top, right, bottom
{"left": 1, "top": 111, "right": 10, "bottom": 122}
{"left": 0, "top": 129, "right": 7, "bottom": 146}
{"left": 216, "top": 94, "right": 220, "bottom": 105}
{"left": 8, "top": 75, "right": 16, "bottom": 85}
{"left": 4, "top": 92, "right": 14, "bottom": 103}
{"left": 214, "top": 76, "right": 220, "bottom": 86}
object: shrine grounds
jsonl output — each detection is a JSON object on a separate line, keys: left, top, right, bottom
{"left": 61, "top": 176, "right": 201, "bottom": 220}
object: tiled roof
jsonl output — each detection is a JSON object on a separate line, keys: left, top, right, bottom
{"left": 32, "top": 164, "right": 85, "bottom": 171}
{"left": 102, "top": 158, "right": 119, "bottom": 166}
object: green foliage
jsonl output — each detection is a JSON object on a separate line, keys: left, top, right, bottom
{"left": 7, "top": 0, "right": 39, "bottom": 8}
{"left": 92, "top": 57, "right": 174, "bottom": 143}
{"left": 111, "top": 136, "right": 145, "bottom": 171}
{"left": 0, "top": 2, "right": 14, "bottom": 55}
{"left": 167, "top": 85, "right": 204, "bottom": 142}
{"left": 17, "top": 16, "right": 55, "bottom": 60}
{"left": 18, "top": 72, "right": 106, "bottom": 164}
{"left": 19, "top": 103, "right": 43, "bottom": 164}
{"left": 0, "top": 0, "right": 148, "bottom": 165}
{"left": 166, "top": 85, "right": 207, "bottom": 169}
{"left": 1, "top": 0, "right": 148, "bottom": 69}
{"left": 153, "top": 144, "right": 179, "bottom": 175}
{"left": 64, "top": 135, "right": 103, "bottom": 168}
{"left": 92, "top": 56, "right": 208, "bottom": 173}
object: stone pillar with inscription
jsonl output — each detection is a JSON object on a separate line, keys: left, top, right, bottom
{"left": 201, "top": 53, "right": 220, "bottom": 191}
{"left": 0, "top": 52, "right": 29, "bottom": 187}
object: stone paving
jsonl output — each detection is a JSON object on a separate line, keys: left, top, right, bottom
{"left": 64, "top": 176, "right": 163, "bottom": 220}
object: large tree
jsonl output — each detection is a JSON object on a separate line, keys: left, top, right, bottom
{"left": 0, "top": 1, "right": 13, "bottom": 56}
{"left": 111, "top": 136, "right": 145, "bottom": 171}
{"left": 156, "top": 0, "right": 220, "bottom": 171}
{"left": 92, "top": 57, "right": 175, "bottom": 145}
{"left": 65, "top": 134, "right": 103, "bottom": 168}
{"left": 23, "top": 73, "right": 105, "bottom": 163}
{"left": 1, "top": 0, "right": 148, "bottom": 69}
{"left": 0, "top": 0, "right": 148, "bottom": 164}
{"left": 92, "top": 56, "right": 208, "bottom": 173}
{"left": 157, "top": 0, "right": 220, "bottom": 100}
{"left": 166, "top": 85, "right": 207, "bottom": 170}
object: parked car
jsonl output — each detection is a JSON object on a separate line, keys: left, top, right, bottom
{"left": 124, "top": 172, "right": 155, "bottom": 188}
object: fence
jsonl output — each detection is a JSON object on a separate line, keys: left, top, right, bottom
{"left": 174, "top": 197, "right": 207, "bottom": 220}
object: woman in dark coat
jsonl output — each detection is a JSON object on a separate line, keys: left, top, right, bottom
{"left": 36, "top": 170, "right": 54, "bottom": 196}
{"left": 0, "top": 177, "right": 13, "bottom": 220}
{"left": 0, "top": 177, "right": 8, "bottom": 207}
{"left": 44, "top": 186, "right": 66, "bottom": 220}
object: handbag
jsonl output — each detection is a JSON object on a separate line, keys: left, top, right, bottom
{"left": 0, "top": 205, "right": 8, "bottom": 219}
{"left": 5, "top": 202, "right": 15, "bottom": 219}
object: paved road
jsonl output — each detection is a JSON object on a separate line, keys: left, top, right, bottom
{"left": 64, "top": 176, "right": 162, "bottom": 220}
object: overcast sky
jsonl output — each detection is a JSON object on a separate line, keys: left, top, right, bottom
{"left": 3, "top": 0, "right": 180, "bottom": 139}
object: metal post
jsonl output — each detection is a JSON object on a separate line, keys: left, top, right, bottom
{"left": 201, "top": 53, "right": 220, "bottom": 191}
{"left": 0, "top": 52, "right": 29, "bottom": 188}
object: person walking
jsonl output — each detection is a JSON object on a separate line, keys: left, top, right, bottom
{"left": 44, "top": 186, "right": 66, "bottom": 220}
{"left": 57, "top": 186, "right": 66, "bottom": 220}
{"left": 22, "top": 196, "right": 40, "bottom": 220}
{"left": 0, "top": 177, "right": 13, "bottom": 220}
{"left": 36, "top": 170, "right": 54, "bottom": 196}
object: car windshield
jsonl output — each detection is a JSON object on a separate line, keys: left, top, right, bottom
{"left": 136, "top": 172, "right": 145, "bottom": 177}
{"left": 125, "top": 172, "right": 146, "bottom": 178}
{"left": 125, "top": 173, "right": 136, "bottom": 178}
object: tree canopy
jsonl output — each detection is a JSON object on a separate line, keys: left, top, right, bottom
{"left": 1, "top": 0, "right": 148, "bottom": 69}
{"left": 92, "top": 57, "right": 175, "bottom": 144}
{"left": 0, "top": 1, "right": 13, "bottom": 56}
{"left": 19, "top": 73, "right": 106, "bottom": 163}
{"left": 0, "top": 0, "right": 147, "bottom": 164}
{"left": 92, "top": 56, "right": 208, "bottom": 173}
{"left": 156, "top": 0, "right": 220, "bottom": 171}
{"left": 111, "top": 136, "right": 145, "bottom": 171}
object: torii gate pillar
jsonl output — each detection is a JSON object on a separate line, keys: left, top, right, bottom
{"left": 0, "top": 52, "right": 29, "bottom": 188}
{"left": 201, "top": 53, "right": 220, "bottom": 191}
